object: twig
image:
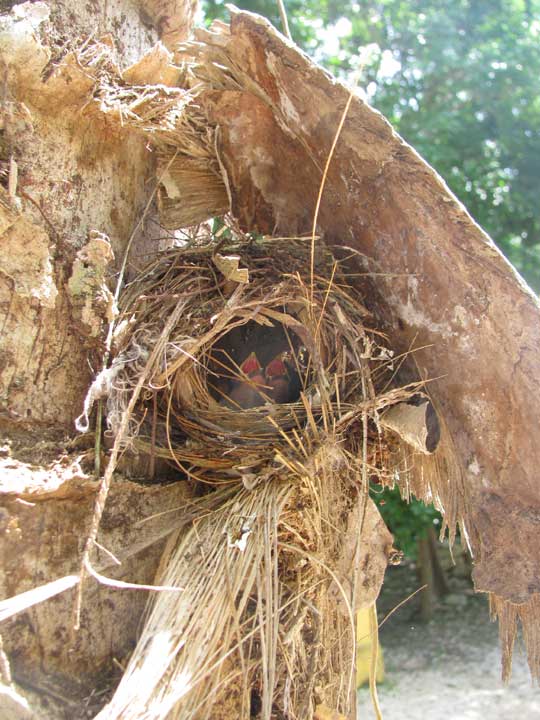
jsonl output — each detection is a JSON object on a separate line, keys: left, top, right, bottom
{"left": 84, "top": 558, "right": 184, "bottom": 593}
{"left": 92, "top": 151, "right": 179, "bottom": 477}
{"left": 149, "top": 390, "right": 158, "bottom": 480}
{"left": 19, "top": 189, "right": 59, "bottom": 240}
{"left": 378, "top": 584, "right": 427, "bottom": 630}
{"left": 94, "top": 407, "right": 102, "bottom": 477}
{"left": 276, "top": 0, "right": 292, "bottom": 41}
{"left": 93, "top": 539, "right": 121, "bottom": 567}
{"left": 72, "top": 301, "right": 185, "bottom": 632}
{"left": 0, "top": 633, "right": 12, "bottom": 685}
{"left": 1, "top": 575, "right": 80, "bottom": 623}
{"left": 8, "top": 155, "right": 17, "bottom": 199}
{"left": 310, "top": 92, "right": 354, "bottom": 316}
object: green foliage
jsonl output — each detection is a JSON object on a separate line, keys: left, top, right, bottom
{"left": 368, "top": 1, "right": 540, "bottom": 291}
{"left": 201, "top": 0, "right": 540, "bottom": 290}
{"left": 371, "top": 485, "right": 441, "bottom": 559}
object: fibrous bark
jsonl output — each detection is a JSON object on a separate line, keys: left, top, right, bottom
{"left": 0, "top": 0, "right": 198, "bottom": 713}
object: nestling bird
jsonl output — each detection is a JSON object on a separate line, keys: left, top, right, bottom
{"left": 227, "top": 352, "right": 267, "bottom": 409}
{"left": 265, "top": 354, "right": 291, "bottom": 404}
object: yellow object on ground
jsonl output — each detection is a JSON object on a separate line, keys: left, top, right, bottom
{"left": 356, "top": 605, "right": 385, "bottom": 688}
{"left": 314, "top": 704, "right": 347, "bottom": 720}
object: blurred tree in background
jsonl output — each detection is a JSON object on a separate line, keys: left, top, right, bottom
{"left": 373, "top": 486, "right": 449, "bottom": 617}
{"left": 372, "top": 485, "right": 440, "bottom": 559}
{"left": 202, "top": 0, "right": 540, "bottom": 289}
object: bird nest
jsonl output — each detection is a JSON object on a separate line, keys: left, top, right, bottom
{"left": 99, "top": 227, "right": 428, "bottom": 719}
{"left": 107, "top": 231, "right": 416, "bottom": 484}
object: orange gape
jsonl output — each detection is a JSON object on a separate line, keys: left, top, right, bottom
{"left": 229, "top": 352, "right": 267, "bottom": 408}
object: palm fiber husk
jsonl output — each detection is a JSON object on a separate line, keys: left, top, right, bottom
{"left": 97, "top": 227, "right": 426, "bottom": 719}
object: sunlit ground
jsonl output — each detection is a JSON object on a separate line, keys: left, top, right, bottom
{"left": 357, "top": 565, "right": 540, "bottom": 719}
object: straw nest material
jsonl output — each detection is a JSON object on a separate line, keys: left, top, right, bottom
{"left": 96, "top": 226, "right": 426, "bottom": 719}
{"left": 107, "top": 231, "right": 418, "bottom": 482}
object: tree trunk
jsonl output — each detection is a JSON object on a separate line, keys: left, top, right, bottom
{"left": 417, "top": 527, "right": 449, "bottom": 621}
{"left": 417, "top": 535, "right": 435, "bottom": 622}
{"left": 428, "top": 527, "right": 450, "bottom": 598}
{"left": 0, "top": 0, "right": 195, "bottom": 428}
{"left": 0, "top": 1, "right": 197, "bottom": 715}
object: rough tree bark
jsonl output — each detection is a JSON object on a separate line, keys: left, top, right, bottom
{"left": 0, "top": 0, "right": 195, "bottom": 427}
{"left": 0, "top": 1, "right": 197, "bottom": 715}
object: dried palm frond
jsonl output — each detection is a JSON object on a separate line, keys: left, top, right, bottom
{"left": 99, "top": 393, "right": 383, "bottom": 719}
{"left": 62, "top": 35, "right": 229, "bottom": 227}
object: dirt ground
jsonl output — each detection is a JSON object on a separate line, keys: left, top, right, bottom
{"left": 357, "top": 559, "right": 540, "bottom": 719}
